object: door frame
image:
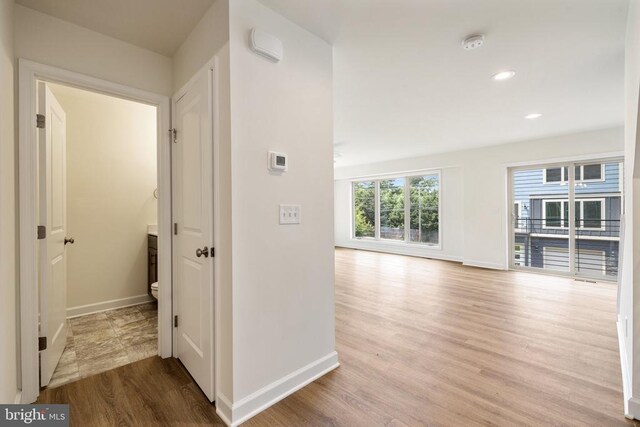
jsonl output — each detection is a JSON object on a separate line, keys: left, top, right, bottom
{"left": 18, "top": 59, "right": 172, "bottom": 404}
{"left": 505, "top": 151, "right": 624, "bottom": 282}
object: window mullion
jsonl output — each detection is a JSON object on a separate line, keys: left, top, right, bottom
{"left": 404, "top": 178, "right": 410, "bottom": 242}
{"left": 568, "top": 164, "right": 576, "bottom": 275}
{"left": 375, "top": 180, "right": 381, "bottom": 240}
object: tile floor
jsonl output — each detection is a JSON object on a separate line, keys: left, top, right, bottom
{"left": 48, "top": 302, "right": 158, "bottom": 388}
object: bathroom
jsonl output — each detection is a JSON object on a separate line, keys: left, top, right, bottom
{"left": 43, "top": 82, "right": 159, "bottom": 388}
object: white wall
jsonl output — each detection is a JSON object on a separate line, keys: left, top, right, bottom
{"left": 14, "top": 5, "right": 172, "bottom": 96}
{"left": 623, "top": 0, "right": 640, "bottom": 416}
{"left": 48, "top": 84, "right": 157, "bottom": 311}
{"left": 0, "top": 0, "right": 18, "bottom": 405}
{"left": 172, "top": 0, "right": 229, "bottom": 91}
{"left": 225, "top": 0, "right": 337, "bottom": 423}
{"left": 335, "top": 127, "right": 624, "bottom": 268}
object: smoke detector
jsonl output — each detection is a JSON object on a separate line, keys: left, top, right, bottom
{"left": 462, "top": 34, "right": 484, "bottom": 50}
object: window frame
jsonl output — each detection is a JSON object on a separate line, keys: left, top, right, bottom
{"left": 543, "top": 164, "right": 605, "bottom": 184}
{"left": 541, "top": 198, "right": 606, "bottom": 230}
{"left": 351, "top": 170, "right": 442, "bottom": 249}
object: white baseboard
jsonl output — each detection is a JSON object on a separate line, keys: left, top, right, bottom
{"left": 335, "top": 242, "right": 463, "bottom": 263}
{"left": 66, "top": 294, "right": 155, "bottom": 318}
{"left": 462, "top": 259, "right": 507, "bottom": 270}
{"left": 215, "top": 393, "right": 233, "bottom": 426}
{"left": 618, "top": 319, "right": 635, "bottom": 418}
{"left": 223, "top": 351, "right": 339, "bottom": 426}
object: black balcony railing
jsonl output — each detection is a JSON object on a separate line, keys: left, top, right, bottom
{"left": 513, "top": 217, "right": 620, "bottom": 278}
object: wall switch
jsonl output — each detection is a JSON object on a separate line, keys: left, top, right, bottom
{"left": 279, "top": 204, "right": 301, "bottom": 225}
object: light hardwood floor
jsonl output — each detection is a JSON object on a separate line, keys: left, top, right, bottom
{"left": 40, "top": 248, "right": 636, "bottom": 426}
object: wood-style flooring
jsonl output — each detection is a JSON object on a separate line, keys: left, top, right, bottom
{"left": 39, "top": 248, "right": 636, "bottom": 426}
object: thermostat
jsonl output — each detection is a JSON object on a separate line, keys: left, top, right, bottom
{"left": 268, "top": 151, "right": 288, "bottom": 172}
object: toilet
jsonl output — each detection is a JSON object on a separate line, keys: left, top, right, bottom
{"left": 151, "top": 282, "right": 158, "bottom": 300}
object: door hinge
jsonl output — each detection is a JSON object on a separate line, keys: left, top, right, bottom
{"left": 38, "top": 337, "right": 47, "bottom": 351}
{"left": 37, "top": 225, "right": 46, "bottom": 240}
{"left": 211, "top": 247, "right": 215, "bottom": 257}
{"left": 169, "top": 128, "right": 177, "bottom": 143}
{"left": 174, "top": 223, "right": 178, "bottom": 235}
{"left": 174, "top": 315, "right": 179, "bottom": 327}
{"left": 36, "top": 114, "right": 45, "bottom": 129}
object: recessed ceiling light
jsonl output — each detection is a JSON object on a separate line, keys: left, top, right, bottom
{"left": 525, "top": 113, "right": 542, "bottom": 120}
{"left": 492, "top": 70, "right": 516, "bottom": 81}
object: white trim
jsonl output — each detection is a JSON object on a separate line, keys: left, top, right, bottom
{"left": 215, "top": 393, "right": 233, "bottom": 426}
{"left": 15, "top": 391, "right": 22, "bottom": 404}
{"left": 18, "top": 59, "right": 172, "bottom": 404}
{"left": 617, "top": 319, "right": 632, "bottom": 418}
{"left": 504, "top": 152, "right": 624, "bottom": 169}
{"left": 336, "top": 242, "right": 462, "bottom": 262}
{"left": 628, "top": 398, "right": 640, "bottom": 420}
{"left": 66, "top": 294, "right": 155, "bottom": 318}
{"left": 225, "top": 352, "right": 339, "bottom": 426}
{"left": 462, "top": 259, "right": 507, "bottom": 270}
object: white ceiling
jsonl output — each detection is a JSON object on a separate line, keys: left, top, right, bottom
{"left": 260, "top": 0, "right": 629, "bottom": 167}
{"left": 16, "top": 0, "right": 215, "bottom": 56}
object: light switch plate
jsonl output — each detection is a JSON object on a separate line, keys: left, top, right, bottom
{"left": 279, "top": 204, "right": 301, "bottom": 224}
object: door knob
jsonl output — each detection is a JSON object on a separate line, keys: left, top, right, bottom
{"left": 64, "top": 237, "right": 75, "bottom": 245}
{"left": 196, "top": 246, "right": 209, "bottom": 258}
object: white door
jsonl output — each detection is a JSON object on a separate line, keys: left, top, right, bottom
{"left": 38, "top": 82, "right": 68, "bottom": 387}
{"left": 172, "top": 67, "right": 214, "bottom": 400}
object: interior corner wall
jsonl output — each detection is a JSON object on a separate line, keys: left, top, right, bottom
{"left": 171, "top": 0, "right": 234, "bottom": 408}
{"left": 625, "top": 0, "right": 640, "bottom": 412}
{"left": 227, "top": 0, "right": 337, "bottom": 422}
{"left": 0, "top": 0, "right": 18, "bottom": 404}
{"left": 13, "top": 4, "right": 172, "bottom": 96}
{"left": 334, "top": 127, "right": 624, "bottom": 270}
{"left": 49, "top": 86, "right": 157, "bottom": 312}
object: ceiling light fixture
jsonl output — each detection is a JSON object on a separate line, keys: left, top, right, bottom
{"left": 492, "top": 70, "right": 516, "bottom": 81}
{"left": 525, "top": 113, "right": 542, "bottom": 120}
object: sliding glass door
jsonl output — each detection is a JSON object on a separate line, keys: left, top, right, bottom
{"left": 510, "top": 159, "right": 622, "bottom": 281}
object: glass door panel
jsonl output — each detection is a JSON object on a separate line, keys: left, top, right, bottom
{"left": 512, "top": 165, "right": 570, "bottom": 273}
{"left": 573, "top": 161, "right": 622, "bottom": 279}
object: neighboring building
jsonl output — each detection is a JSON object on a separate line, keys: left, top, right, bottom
{"left": 513, "top": 162, "right": 622, "bottom": 279}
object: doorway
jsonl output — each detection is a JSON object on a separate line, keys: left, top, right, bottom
{"left": 509, "top": 158, "right": 623, "bottom": 281}
{"left": 37, "top": 82, "right": 160, "bottom": 388}
{"left": 18, "top": 59, "right": 173, "bottom": 404}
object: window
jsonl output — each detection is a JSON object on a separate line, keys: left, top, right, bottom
{"left": 581, "top": 200, "right": 603, "bottom": 229}
{"left": 409, "top": 175, "right": 439, "bottom": 244}
{"left": 352, "top": 172, "right": 440, "bottom": 246}
{"left": 543, "top": 164, "right": 603, "bottom": 184}
{"left": 379, "top": 178, "right": 405, "bottom": 240}
{"left": 353, "top": 181, "right": 376, "bottom": 238}
{"left": 542, "top": 199, "right": 604, "bottom": 230}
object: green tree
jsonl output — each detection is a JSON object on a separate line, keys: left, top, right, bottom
{"left": 409, "top": 176, "right": 439, "bottom": 243}
{"left": 354, "top": 181, "right": 375, "bottom": 237}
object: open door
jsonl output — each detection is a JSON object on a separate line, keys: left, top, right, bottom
{"left": 38, "top": 82, "right": 69, "bottom": 387}
{"left": 172, "top": 67, "right": 215, "bottom": 400}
